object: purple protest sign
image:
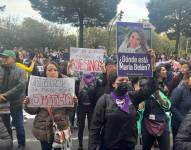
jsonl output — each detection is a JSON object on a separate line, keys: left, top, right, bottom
{"left": 117, "top": 53, "right": 153, "bottom": 77}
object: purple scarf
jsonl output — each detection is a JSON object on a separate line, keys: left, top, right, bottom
{"left": 111, "top": 92, "right": 132, "bottom": 113}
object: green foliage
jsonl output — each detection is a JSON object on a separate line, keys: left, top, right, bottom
{"left": 84, "top": 26, "right": 116, "bottom": 53}
{"left": 29, "top": 0, "right": 120, "bottom": 47}
{"left": 152, "top": 31, "right": 175, "bottom": 54}
{"left": 147, "top": 0, "right": 191, "bottom": 52}
{"left": 0, "top": 17, "right": 76, "bottom": 49}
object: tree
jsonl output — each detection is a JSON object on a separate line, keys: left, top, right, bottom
{"left": 107, "top": 10, "right": 123, "bottom": 51}
{"left": 152, "top": 31, "right": 175, "bottom": 54}
{"left": 21, "top": 18, "right": 49, "bottom": 48}
{"left": 0, "top": 16, "right": 21, "bottom": 48}
{"left": 0, "top": 16, "right": 77, "bottom": 50}
{"left": 29, "top": 0, "right": 120, "bottom": 48}
{"left": 147, "top": 0, "right": 191, "bottom": 53}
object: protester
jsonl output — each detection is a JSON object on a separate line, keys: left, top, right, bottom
{"left": 88, "top": 50, "right": 157, "bottom": 150}
{"left": 141, "top": 65, "right": 171, "bottom": 150}
{"left": 24, "top": 61, "right": 78, "bottom": 150}
{"left": 171, "top": 71, "right": 191, "bottom": 149}
{"left": 16, "top": 50, "right": 37, "bottom": 80}
{"left": 0, "top": 50, "right": 26, "bottom": 149}
{"left": 77, "top": 72, "right": 100, "bottom": 150}
{"left": 178, "top": 61, "right": 191, "bottom": 86}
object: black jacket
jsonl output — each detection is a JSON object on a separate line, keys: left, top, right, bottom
{"left": 88, "top": 78, "right": 157, "bottom": 150}
{"left": 175, "top": 110, "right": 191, "bottom": 150}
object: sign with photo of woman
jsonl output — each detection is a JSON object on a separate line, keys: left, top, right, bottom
{"left": 117, "top": 22, "right": 153, "bottom": 77}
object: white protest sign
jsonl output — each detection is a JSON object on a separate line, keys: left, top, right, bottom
{"left": 28, "top": 76, "right": 75, "bottom": 107}
{"left": 70, "top": 47, "right": 105, "bottom": 73}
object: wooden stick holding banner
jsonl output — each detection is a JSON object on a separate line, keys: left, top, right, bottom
{"left": 28, "top": 76, "right": 75, "bottom": 107}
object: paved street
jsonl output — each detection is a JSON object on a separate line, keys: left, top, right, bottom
{"left": 12, "top": 117, "right": 89, "bottom": 150}
{"left": 11, "top": 116, "right": 172, "bottom": 150}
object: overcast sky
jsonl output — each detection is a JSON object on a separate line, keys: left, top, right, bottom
{"left": 0, "top": 0, "right": 149, "bottom": 22}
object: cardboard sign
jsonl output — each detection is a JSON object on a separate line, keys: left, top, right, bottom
{"left": 117, "top": 22, "right": 153, "bottom": 77}
{"left": 118, "top": 53, "right": 153, "bottom": 77}
{"left": 28, "top": 76, "right": 75, "bottom": 107}
{"left": 70, "top": 47, "right": 105, "bottom": 73}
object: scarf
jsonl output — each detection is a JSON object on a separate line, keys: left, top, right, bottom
{"left": 111, "top": 92, "right": 132, "bottom": 113}
{"left": 83, "top": 73, "right": 94, "bottom": 85}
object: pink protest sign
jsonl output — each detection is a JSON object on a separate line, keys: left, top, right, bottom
{"left": 28, "top": 76, "right": 75, "bottom": 107}
{"left": 70, "top": 47, "right": 105, "bottom": 73}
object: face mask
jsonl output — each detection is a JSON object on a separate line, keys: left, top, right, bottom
{"left": 115, "top": 82, "right": 129, "bottom": 96}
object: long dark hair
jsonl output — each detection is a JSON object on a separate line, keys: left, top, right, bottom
{"left": 127, "top": 29, "right": 148, "bottom": 51}
{"left": 156, "top": 64, "right": 166, "bottom": 79}
{"left": 43, "top": 61, "right": 63, "bottom": 78}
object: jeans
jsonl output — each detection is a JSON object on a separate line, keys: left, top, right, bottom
{"left": 2, "top": 109, "right": 26, "bottom": 146}
{"left": 11, "top": 109, "right": 26, "bottom": 145}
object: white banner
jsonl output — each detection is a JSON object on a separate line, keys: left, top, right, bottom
{"left": 28, "top": 76, "right": 75, "bottom": 107}
{"left": 70, "top": 47, "right": 105, "bottom": 73}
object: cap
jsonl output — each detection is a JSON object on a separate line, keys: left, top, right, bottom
{"left": 0, "top": 50, "right": 16, "bottom": 59}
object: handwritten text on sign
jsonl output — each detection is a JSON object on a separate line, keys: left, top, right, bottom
{"left": 117, "top": 53, "right": 153, "bottom": 77}
{"left": 28, "top": 76, "right": 75, "bottom": 107}
{"left": 70, "top": 47, "right": 105, "bottom": 72}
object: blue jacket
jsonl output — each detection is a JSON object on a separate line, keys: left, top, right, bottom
{"left": 171, "top": 84, "right": 191, "bottom": 129}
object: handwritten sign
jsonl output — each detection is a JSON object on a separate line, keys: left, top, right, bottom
{"left": 116, "top": 22, "right": 153, "bottom": 77}
{"left": 28, "top": 76, "right": 75, "bottom": 107}
{"left": 117, "top": 53, "right": 153, "bottom": 77}
{"left": 70, "top": 47, "right": 105, "bottom": 73}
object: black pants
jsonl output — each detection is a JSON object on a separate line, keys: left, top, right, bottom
{"left": 172, "top": 125, "right": 180, "bottom": 150}
{"left": 77, "top": 105, "right": 94, "bottom": 146}
{"left": 68, "top": 107, "right": 76, "bottom": 127}
{"left": 142, "top": 124, "right": 170, "bottom": 150}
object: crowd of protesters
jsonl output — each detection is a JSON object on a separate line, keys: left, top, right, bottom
{"left": 0, "top": 46, "right": 190, "bottom": 150}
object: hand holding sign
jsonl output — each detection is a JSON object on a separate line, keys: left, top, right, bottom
{"left": 28, "top": 76, "right": 75, "bottom": 107}
{"left": 23, "top": 96, "right": 30, "bottom": 109}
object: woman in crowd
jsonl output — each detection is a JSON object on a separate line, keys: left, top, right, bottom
{"left": 88, "top": 50, "right": 157, "bottom": 150}
{"left": 24, "top": 61, "right": 77, "bottom": 150}
{"left": 171, "top": 71, "right": 191, "bottom": 149}
{"left": 140, "top": 65, "right": 171, "bottom": 150}
{"left": 118, "top": 29, "right": 148, "bottom": 53}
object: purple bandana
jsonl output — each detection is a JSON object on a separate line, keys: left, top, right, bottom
{"left": 83, "top": 73, "right": 94, "bottom": 85}
{"left": 111, "top": 92, "right": 132, "bottom": 113}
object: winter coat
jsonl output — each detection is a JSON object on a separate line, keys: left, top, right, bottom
{"left": 171, "top": 84, "right": 191, "bottom": 131}
{"left": 25, "top": 107, "right": 71, "bottom": 142}
{"left": 88, "top": 78, "right": 158, "bottom": 150}
{"left": 0, "top": 64, "right": 26, "bottom": 111}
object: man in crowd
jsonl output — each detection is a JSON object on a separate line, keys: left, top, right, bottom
{"left": 0, "top": 50, "right": 26, "bottom": 149}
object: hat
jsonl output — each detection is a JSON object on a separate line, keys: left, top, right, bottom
{"left": 0, "top": 50, "right": 16, "bottom": 59}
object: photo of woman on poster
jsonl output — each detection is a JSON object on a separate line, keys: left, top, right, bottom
{"left": 118, "top": 29, "right": 148, "bottom": 53}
